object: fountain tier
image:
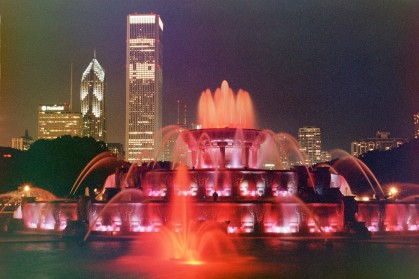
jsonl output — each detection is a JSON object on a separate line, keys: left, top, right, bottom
{"left": 16, "top": 81, "right": 419, "bottom": 238}
{"left": 181, "top": 128, "right": 266, "bottom": 169}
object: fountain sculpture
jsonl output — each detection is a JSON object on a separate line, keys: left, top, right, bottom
{"left": 17, "top": 81, "right": 419, "bottom": 240}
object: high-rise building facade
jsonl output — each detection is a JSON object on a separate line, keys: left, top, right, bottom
{"left": 11, "top": 130, "right": 33, "bottom": 150}
{"left": 0, "top": 15, "right": 2, "bottom": 97}
{"left": 298, "top": 126, "right": 322, "bottom": 166}
{"left": 351, "top": 131, "right": 407, "bottom": 157}
{"left": 162, "top": 100, "right": 188, "bottom": 162}
{"left": 80, "top": 54, "right": 106, "bottom": 142}
{"left": 126, "top": 14, "right": 163, "bottom": 162}
{"left": 107, "top": 142, "right": 124, "bottom": 158}
{"left": 414, "top": 113, "right": 419, "bottom": 139}
{"left": 38, "top": 104, "right": 82, "bottom": 139}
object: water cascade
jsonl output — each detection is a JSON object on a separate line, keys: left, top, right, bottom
{"left": 17, "top": 81, "right": 419, "bottom": 239}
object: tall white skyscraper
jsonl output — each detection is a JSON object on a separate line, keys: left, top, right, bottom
{"left": 80, "top": 53, "right": 106, "bottom": 142}
{"left": 298, "top": 126, "right": 322, "bottom": 166}
{"left": 0, "top": 15, "right": 2, "bottom": 97}
{"left": 126, "top": 14, "right": 163, "bottom": 162}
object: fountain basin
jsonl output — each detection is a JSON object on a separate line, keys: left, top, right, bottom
{"left": 20, "top": 196, "right": 419, "bottom": 235}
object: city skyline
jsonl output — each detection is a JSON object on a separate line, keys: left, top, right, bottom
{"left": 0, "top": 1, "right": 418, "bottom": 152}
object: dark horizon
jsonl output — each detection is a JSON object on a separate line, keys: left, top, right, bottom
{"left": 1, "top": 0, "right": 418, "bottom": 152}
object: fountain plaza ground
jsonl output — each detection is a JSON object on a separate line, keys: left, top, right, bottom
{"left": 0, "top": 232, "right": 418, "bottom": 278}
{"left": 1, "top": 81, "right": 418, "bottom": 278}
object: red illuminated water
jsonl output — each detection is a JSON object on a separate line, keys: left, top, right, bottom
{"left": 158, "top": 164, "right": 236, "bottom": 262}
{"left": 0, "top": 187, "right": 56, "bottom": 215}
{"left": 83, "top": 188, "right": 147, "bottom": 241}
{"left": 330, "top": 149, "right": 386, "bottom": 199}
{"left": 69, "top": 151, "right": 117, "bottom": 196}
{"left": 198, "top": 80, "right": 255, "bottom": 129}
{"left": 14, "top": 80, "right": 419, "bottom": 270}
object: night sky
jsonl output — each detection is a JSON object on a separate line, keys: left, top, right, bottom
{"left": 1, "top": 0, "right": 418, "bottom": 152}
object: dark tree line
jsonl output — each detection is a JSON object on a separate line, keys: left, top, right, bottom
{"left": 359, "top": 138, "right": 419, "bottom": 186}
{"left": 333, "top": 138, "right": 419, "bottom": 196}
{"left": 2, "top": 136, "right": 417, "bottom": 198}
{"left": 0, "top": 136, "right": 115, "bottom": 197}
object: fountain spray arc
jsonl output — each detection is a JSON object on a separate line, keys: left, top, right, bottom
{"left": 16, "top": 81, "right": 419, "bottom": 238}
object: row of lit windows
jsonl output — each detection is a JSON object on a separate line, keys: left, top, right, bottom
{"left": 81, "top": 59, "right": 105, "bottom": 81}
{"left": 351, "top": 139, "right": 406, "bottom": 156}
{"left": 127, "top": 15, "right": 162, "bottom": 162}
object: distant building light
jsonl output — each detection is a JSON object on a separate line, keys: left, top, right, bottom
{"left": 42, "top": 105, "right": 65, "bottom": 111}
{"left": 3, "top": 154, "right": 12, "bottom": 158}
{"left": 264, "top": 163, "right": 275, "bottom": 170}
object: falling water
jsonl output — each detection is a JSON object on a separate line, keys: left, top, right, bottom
{"left": 197, "top": 80, "right": 255, "bottom": 129}
{"left": 69, "top": 152, "right": 117, "bottom": 196}
{"left": 83, "top": 188, "right": 147, "bottom": 242}
{"left": 158, "top": 164, "right": 236, "bottom": 262}
{"left": 330, "top": 149, "right": 386, "bottom": 199}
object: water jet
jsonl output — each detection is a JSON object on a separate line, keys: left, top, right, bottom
{"left": 15, "top": 81, "right": 419, "bottom": 242}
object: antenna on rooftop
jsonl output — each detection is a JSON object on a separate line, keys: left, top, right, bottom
{"left": 177, "top": 100, "right": 180, "bottom": 125}
{"left": 184, "top": 105, "right": 187, "bottom": 126}
{"left": 70, "top": 62, "right": 73, "bottom": 112}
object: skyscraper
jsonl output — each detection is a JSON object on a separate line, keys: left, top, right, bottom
{"left": 0, "top": 15, "right": 2, "bottom": 97}
{"left": 80, "top": 53, "right": 106, "bottom": 142}
{"left": 11, "top": 130, "right": 33, "bottom": 151}
{"left": 38, "top": 104, "right": 82, "bottom": 139}
{"left": 126, "top": 14, "right": 163, "bottom": 162}
{"left": 298, "top": 126, "right": 322, "bottom": 166}
{"left": 351, "top": 131, "right": 407, "bottom": 157}
{"left": 163, "top": 100, "right": 188, "bottom": 162}
{"left": 414, "top": 112, "right": 419, "bottom": 139}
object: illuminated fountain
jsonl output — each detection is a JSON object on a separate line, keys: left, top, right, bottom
{"left": 18, "top": 81, "right": 419, "bottom": 238}
{"left": 14, "top": 152, "right": 118, "bottom": 232}
{"left": 1, "top": 186, "right": 57, "bottom": 231}
{"left": 330, "top": 150, "right": 419, "bottom": 233}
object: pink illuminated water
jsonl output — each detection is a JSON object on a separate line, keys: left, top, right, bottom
{"left": 15, "top": 78, "right": 419, "bottom": 259}
{"left": 1, "top": 187, "right": 57, "bottom": 215}
{"left": 150, "top": 81, "right": 308, "bottom": 170}
{"left": 198, "top": 80, "right": 255, "bottom": 129}
{"left": 84, "top": 188, "right": 148, "bottom": 241}
{"left": 159, "top": 164, "right": 236, "bottom": 262}
{"left": 330, "top": 149, "right": 386, "bottom": 199}
{"left": 69, "top": 151, "right": 117, "bottom": 196}
{"left": 256, "top": 130, "right": 306, "bottom": 169}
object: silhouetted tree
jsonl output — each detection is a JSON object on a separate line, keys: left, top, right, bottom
{"left": 0, "top": 136, "right": 111, "bottom": 197}
{"left": 360, "top": 139, "right": 419, "bottom": 185}
{"left": 0, "top": 147, "right": 25, "bottom": 192}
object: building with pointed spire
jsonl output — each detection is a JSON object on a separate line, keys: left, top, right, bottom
{"left": 80, "top": 51, "right": 106, "bottom": 142}
{"left": 126, "top": 14, "right": 163, "bottom": 162}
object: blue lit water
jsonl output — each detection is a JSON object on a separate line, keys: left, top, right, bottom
{"left": 0, "top": 234, "right": 418, "bottom": 279}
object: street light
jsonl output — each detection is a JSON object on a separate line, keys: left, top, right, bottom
{"left": 388, "top": 186, "right": 398, "bottom": 199}
{"left": 18, "top": 184, "right": 31, "bottom": 202}
{"left": 24, "top": 185, "right": 31, "bottom": 197}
